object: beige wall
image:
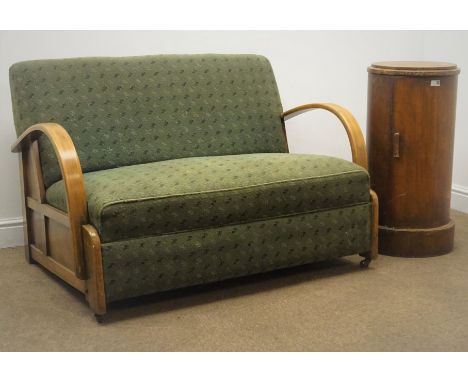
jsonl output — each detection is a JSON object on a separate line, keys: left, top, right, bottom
{"left": 1, "top": 30, "right": 466, "bottom": 247}
{"left": 422, "top": 31, "right": 468, "bottom": 212}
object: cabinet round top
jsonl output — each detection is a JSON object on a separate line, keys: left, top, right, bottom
{"left": 368, "top": 61, "right": 460, "bottom": 76}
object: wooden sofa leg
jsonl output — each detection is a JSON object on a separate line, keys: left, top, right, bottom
{"left": 359, "top": 189, "right": 379, "bottom": 268}
{"left": 82, "top": 224, "right": 107, "bottom": 318}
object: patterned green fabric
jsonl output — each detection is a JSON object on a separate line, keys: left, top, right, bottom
{"left": 102, "top": 203, "right": 371, "bottom": 302}
{"left": 45, "top": 153, "right": 370, "bottom": 243}
{"left": 9, "top": 54, "right": 287, "bottom": 187}
{"left": 11, "top": 53, "right": 374, "bottom": 304}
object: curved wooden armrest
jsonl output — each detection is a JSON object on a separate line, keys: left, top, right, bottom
{"left": 281, "top": 103, "right": 368, "bottom": 170}
{"left": 12, "top": 123, "right": 88, "bottom": 279}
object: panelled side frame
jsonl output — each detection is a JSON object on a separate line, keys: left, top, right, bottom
{"left": 12, "top": 123, "right": 106, "bottom": 315}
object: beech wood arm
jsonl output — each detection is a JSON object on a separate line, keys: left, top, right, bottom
{"left": 12, "top": 123, "right": 88, "bottom": 279}
{"left": 282, "top": 103, "right": 378, "bottom": 261}
{"left": 281, "top": 103, "right": 368, "bottom": 170}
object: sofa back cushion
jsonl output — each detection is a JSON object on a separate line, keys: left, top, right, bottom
{"left": 10, "top": 54, "right": 287, "bottom": 187}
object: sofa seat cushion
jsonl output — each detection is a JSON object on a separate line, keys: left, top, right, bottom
{"left": 46, "top": 153, "right": 370, "bottom": 243}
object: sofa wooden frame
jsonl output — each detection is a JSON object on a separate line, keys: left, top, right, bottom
{"left": 11, "top": 103, "right": 378, "bottom": 318}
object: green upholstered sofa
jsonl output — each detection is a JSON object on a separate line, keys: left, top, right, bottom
{"left": 10, "top": 54, "right": 378, "bottom": 319}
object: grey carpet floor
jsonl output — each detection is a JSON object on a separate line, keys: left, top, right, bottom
{"left": 1, "top": 210, "right": 467, "bottom": 351}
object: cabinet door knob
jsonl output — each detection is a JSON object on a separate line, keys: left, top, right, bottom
{"left": 393, "top": 132, "right": 400, "bottom": 158}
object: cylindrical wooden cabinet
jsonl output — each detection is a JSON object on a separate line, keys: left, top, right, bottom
{"left": 367, "top": 61, "right": 460, "bottom": 257}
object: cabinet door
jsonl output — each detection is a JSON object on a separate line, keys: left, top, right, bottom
{"left": 391, "top": 75, "right": 457, "bottom": 228}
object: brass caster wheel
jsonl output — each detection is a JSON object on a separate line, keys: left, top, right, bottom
{"left": 360, "top": 258, "right": 371, "bottom": 269}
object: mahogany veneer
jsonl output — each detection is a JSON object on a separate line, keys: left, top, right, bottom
{"left": 367, "top": 61, "right": 460, "bottom": 257}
